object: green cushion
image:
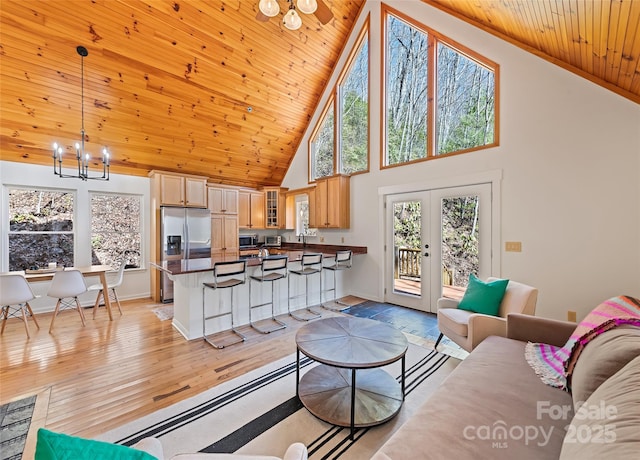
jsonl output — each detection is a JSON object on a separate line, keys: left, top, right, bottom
{"left": 457, "top": 274, "right": 509, "bottom": 316}
{"left": 35, "top": 428, "right": 157, "bottom": 460}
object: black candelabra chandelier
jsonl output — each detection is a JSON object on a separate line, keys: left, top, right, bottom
{"left": 52, "top": 45, "right": 110, "bottom": 181}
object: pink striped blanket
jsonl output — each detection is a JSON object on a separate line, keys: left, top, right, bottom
{"left": 525, "top": 295, "right": 640, "bottom": 390}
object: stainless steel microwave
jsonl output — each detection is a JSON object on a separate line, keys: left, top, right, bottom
{"left": 264, "top": 235, "right": 281, "bottom": 247}
{"left": 239, "top": 234, "right": 258, "bottom": 248}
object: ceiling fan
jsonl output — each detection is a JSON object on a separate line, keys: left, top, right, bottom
{"left": 256, "top": 0, "right": 333, "bottom": 30}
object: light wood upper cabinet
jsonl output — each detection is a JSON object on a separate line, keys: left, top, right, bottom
{"left": 208, "top": 186, "right": 239, "bottom": 214}
{"left": 263, "top": 186, "right": 288, "bottom": 229}
{"left": 154, "top": 172, "right": 207, "bottom": 207}
{"left": 312, "top": 175, "right": 350, "bottom": 229}
{"left": 211, "top": 214, "right": 239, "bottom": 261}
{"left": 184, "top": 178, "right": 207, "bottom": 207}
{"left": 238, "top": 190, "right": 265, "bottom": 229}
{"left": 159, "top": 174, "right": 184, "bottom": 206}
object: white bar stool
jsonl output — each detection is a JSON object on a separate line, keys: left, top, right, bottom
{"left": 0, "top": 273, "right": 40, "bottom": 338}
{"left": 288, "top": 253, "right": 323, "bottom": 321}
{"left": 322, "top": 250, "right": 353, "bottom": 311}
{"left": 202, "top": 259, "right": 247, "bottom": 348}
{"left": 47, "top": 269, "right": 88, "bottom": 332}
{"left": 249, "top": 255, "right": 288, "bottom": 333}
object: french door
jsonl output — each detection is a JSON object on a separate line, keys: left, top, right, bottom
{"left": 384, "top": 184, "right": 492, "bottom": 313}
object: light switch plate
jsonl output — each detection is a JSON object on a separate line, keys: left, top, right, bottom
{"left": 505, "top": 241, "right": 522, "bottom": 252}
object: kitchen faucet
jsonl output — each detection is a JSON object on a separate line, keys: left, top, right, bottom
{"left": 298, "top": 233, "right": 307, "bottom": 247}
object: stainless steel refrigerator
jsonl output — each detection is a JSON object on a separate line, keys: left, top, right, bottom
{"left": 160, "top": 206, "right": 211, "bottom": 302}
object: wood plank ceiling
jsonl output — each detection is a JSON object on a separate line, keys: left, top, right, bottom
{"left": 1, "top": 1, "right": 638, "bottom": 188}
{"left": 0, "top": 0, "right": 365, "bottom": 188}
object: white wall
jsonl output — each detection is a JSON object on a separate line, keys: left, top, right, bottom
{"left": 0, "top": 161, "right": 151, "bottom": 313}
{"left": 282, "top": 0, "right": 640, "bottom": 321}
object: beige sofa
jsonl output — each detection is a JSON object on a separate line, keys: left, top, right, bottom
{"left": 372, "top": 314, "right": 640, "bottom": 459}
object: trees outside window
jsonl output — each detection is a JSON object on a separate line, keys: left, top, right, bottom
{"left": 382, "top": 6, "right": 498, "bottom": 168}
{"left": 309, "top": 17, "right": 370, "bottom": 182}
{"left": 310, "top": 99, "right": 335, "bottom": 180}
{"left": 90, "top": 193, "right": 142, "bottom": 269}
{"left": 385, "top": 14, "right": 428, "bottom": 166}
{"left": 8, "top": 188, "right": 75, "bottom": 271}
{"left": 339, "top": 30, "right": 369, "bottom": 175}
{"left": 437, "top": 43, "right": 495, "bottom": 155}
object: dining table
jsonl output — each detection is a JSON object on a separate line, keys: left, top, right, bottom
{"left": 23, "top": 265, "right": 115, "bottom": 320}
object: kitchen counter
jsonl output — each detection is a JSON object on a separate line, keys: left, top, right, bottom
{"left": 152, "top": 243, "right": 367, "bottom": 276}
{"left": 150, "top": 244, "right": 366, "bottom": 340}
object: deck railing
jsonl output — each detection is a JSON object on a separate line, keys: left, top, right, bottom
{"left": 395, "top": 247, "right": 456, "bottom": 285}
{"left": 396, "top": 247, "right": 422, "bottom": 280}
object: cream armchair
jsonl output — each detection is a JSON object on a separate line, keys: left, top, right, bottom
{"left": 434, "top": 278, "right": 538, "bottom": 352}
{"left": 133, "top": 437, "right": 308, "bottom": 460}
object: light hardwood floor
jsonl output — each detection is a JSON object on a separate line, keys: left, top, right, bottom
{"left": 0, "top": 297, "right": 447, "bottom": 457}
{"left": 0, "top": 299, "right": 347, "bottom": 452}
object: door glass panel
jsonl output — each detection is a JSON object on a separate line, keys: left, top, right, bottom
{"left": 441, "top": 195, "right": 480, "bottom": 300}
{"left": 392, "top": 200, "right": 422, "bottom": 297}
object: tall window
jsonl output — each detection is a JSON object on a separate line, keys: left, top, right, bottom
{"left": 310, "top": 99, "right": 335, "bottom": 180}
{"left": 339, "top": 29, "right": 369, "bottom": 175}
{"left": 90, "top": 193, "right": 142, "bottom": 269}
{"left": 310, "top": 16, "right": 370, "bottom": 182}
{"left": 385, "top": 14, "right": 428, "bottom": 165}
{"left": 382, "top": 5, "right": 498, "bottom": 168}
{"left": 8, "top": 188, "right": 74, "bottom": 271}
{"left": 436, "top": 43, "right": 495, "bottom": 154}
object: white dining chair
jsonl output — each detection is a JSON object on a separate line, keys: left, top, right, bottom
{"left": 0, "top": 273, "right": 41, "bottom": 338}
{"left": 47, "top": 269, "right": 88, "bottom": 332}
{"left": 88, "top": 260, "right": 125, "bottom": 318}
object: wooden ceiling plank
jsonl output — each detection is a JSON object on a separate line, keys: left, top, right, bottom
{"left": 539, "top": 0, "right": 564, "bottom": 62}
{"left": 604, "top": 0, "right": 622, "bottom": 84}
{"left": 552, "top": 0, "right": 574, "bottom": 63}
{"left": 515, "top": 1, "right": 545, "bottom": 52}
{"left": 616, "top": 1, "right": 640, "bottom": 92}
{"left": 590, "top": 0, "right": 606, "bottom": 80}
{"left": 566, "top": 0, "right": 583, "bottom": 67}
{"left": 613, "top": 2, "right": 640, "bottom": 89}
{"left": 528, "top": 1, "right": 555, "bottom": 59}
{"left": 579, "top": 0, "right": 594, "bottom": 75}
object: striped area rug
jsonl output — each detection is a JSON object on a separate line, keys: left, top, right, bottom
{"left": 98, "top": 344, "right": 460, "bottom": 459}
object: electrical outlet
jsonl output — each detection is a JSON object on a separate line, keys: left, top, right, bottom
{"left": 567, "top": 310, "right": 577, "bottom": 322}
{"left": 341, "top": 237, "right": 345, "bottom": 243}
{"left": 505, "top": 241, "right": 522, "bottom": 252}
{"left": 320, "top": 237, "right": 325, "bottom": 243}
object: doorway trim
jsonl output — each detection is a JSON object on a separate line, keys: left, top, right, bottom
{"left": 377, "top": 169, "right": 503, "bottom": 306}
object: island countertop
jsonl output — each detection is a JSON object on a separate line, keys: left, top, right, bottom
{"left": 151, "top": 244, "right": 367, "bottom": 276}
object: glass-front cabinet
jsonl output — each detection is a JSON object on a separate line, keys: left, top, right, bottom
{"left": 263, "top": 187, "right": 288, "bottom": 229}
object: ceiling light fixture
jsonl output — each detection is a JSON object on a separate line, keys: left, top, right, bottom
{"left": 258, "top": 0, "right": 280, "bottom": 17}
{"left": 53, "top": 46, "right": 110, "bottom": 181}
{"left": 258, "top": 0, "right": 320, "bottom": 30}
{"left": 283, "top": 2, "right": 302, "bottom": 30}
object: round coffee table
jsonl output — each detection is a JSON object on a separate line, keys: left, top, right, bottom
{"left": 295, "top": 316, "right": 408, "bottom": 438}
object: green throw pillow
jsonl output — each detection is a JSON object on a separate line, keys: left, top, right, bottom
{"left": 457, "top": 274, "right": 509, "bottom": 316}
{"left": 35, "top": 428, "right": 157, "bottom": 460}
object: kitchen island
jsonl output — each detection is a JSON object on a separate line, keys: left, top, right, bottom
{"left": 151, "top": 244, "right": 366, "bottom": 340}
